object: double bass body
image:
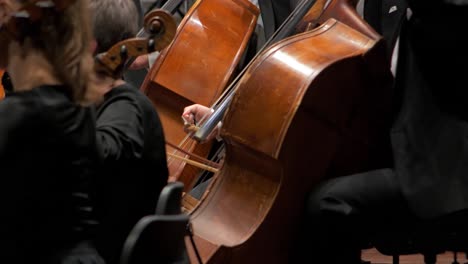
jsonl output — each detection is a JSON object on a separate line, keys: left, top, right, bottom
{"left": 187, "top": 17, "right": 393, "bottom": 263}
{"left": 141, "top": 0, "right": 259, "bottom": 189}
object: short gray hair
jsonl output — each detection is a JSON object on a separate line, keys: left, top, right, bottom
{"left": 89, "top": 0, "right": 139, "bottom": 54}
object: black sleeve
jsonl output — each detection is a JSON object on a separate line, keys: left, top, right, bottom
{"left": 96, "top": 98, "right": 144, "bottom": 162}
{"left": 0, "top": 97, "right": 37, "bottom": 157}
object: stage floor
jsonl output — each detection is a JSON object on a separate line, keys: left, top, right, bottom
{"left": 362, "top": 248, "right": 465, "bottom": 264}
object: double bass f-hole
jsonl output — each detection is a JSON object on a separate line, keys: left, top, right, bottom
{"left": 94, "top": 9, "right": 176, "bottom": 79}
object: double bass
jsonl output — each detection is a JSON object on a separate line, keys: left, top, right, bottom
{"left": 185, "top": 0, "right": 394, "bottom": 262}
{"left": 140, "top": 0, "right": 259, "bottom": 190}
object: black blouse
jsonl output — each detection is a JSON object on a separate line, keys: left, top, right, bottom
{"left": 0, "top": 85, "right": 98, "bottom": 262}
{"left": 94, "top": 83, "right": 168, "bottom": 264}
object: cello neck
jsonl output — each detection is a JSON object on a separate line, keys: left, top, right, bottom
{"left": 143, "top": 0, "right": 186, "bottom": 17}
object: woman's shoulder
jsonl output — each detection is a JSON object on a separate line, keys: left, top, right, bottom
{"left": 103, "top": 82, "right": 155, "bottom": 112}
{"left": 5, "top": 85, "right": 96, "bottom": 135}
{"left": 0, "top": 86, "right": 79, "bottom": 142}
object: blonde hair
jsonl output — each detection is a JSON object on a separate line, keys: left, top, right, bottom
{"left": 23, "top": 0, "right": 97, "bottom": 104}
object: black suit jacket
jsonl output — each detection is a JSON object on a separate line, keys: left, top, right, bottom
{"left": 258, "top": 0, "right": 298, "bottom": 39}
{"left": 390, "top": 1, "right": 468, "bottom": 218}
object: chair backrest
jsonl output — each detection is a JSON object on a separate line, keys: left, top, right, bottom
{"left": 156, "top": 181, "right": 184, "bottom": 215}
{"left": 120, "top": 181, "right": 190, "bottom": 264}
{"left": 120, "top": 214, "right": 190, "bottom": 264}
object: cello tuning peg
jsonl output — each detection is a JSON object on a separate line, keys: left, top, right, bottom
{"left": 119, "top": 45, "right": 128, "bottom": 61}
{"left": 147, "top": 39, "right": 155, "bottom": 53}
{"left": 147, "top": 17, "right": 162, "bottom": 35}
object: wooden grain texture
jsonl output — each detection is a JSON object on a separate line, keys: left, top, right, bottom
{"left": 362, "top": 248, "right": 465, "bottom": 264}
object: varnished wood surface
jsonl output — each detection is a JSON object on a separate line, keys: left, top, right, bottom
{"left": 141, "top": 0, "right": 259, "bottom": 189}
{"left": 362, "top": 248, "right": 466, "bottom": 264}
{"left": 186, "top": 17, "right": 394, "bottom": 263}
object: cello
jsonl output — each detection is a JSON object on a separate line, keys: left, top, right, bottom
{"left": 184, "top": 0, "right": 394, "bottom": 262}
{"left": 94, "top": 9, "right": 176, "bottom": 79}
{"left": 140, "top": 0, "right": 259, "bottom": 190}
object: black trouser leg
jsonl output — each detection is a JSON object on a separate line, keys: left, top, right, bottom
{"left": 292, "top": 168, "right": 414, "bottom": 264}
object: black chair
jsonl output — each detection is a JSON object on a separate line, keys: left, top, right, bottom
{"left": 372, "top": 211, "right": 468, "bottom": 264}
{"left": 155, "top": 181, "right": 185, "bottom": 215}
{"left": 120, "top": 182, "right": 191, "bottom": 264}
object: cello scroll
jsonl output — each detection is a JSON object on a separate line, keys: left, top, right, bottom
{"left": 94, "top": 9, "right": 176, "bottom": 79}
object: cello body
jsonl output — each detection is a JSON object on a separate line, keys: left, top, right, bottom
{"left": 187, "top": 17, "right": 393, "bottom": 263}
{"left": 141, "top": 0, "right": 259, "bottom": 188}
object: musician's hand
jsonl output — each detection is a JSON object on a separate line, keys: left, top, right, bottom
{"left": 182, "top": 104, "right": 212, "bottom": 125}
{"left": 128, "top": 54, "right": 149, "bottom": 70}
{"left": 182, "top": 104, "right": 220, "bottom": 141}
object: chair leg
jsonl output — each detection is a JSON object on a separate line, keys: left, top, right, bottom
{"left": 424, "top": 253, "right": 436, "bottom": 264}
{"left": 392, "top": 255, "right": 399, "bottom": 264}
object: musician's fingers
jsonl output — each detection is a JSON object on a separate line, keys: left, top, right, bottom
{"left": 181, "top": 114, "right": 193, "bottom": 125}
